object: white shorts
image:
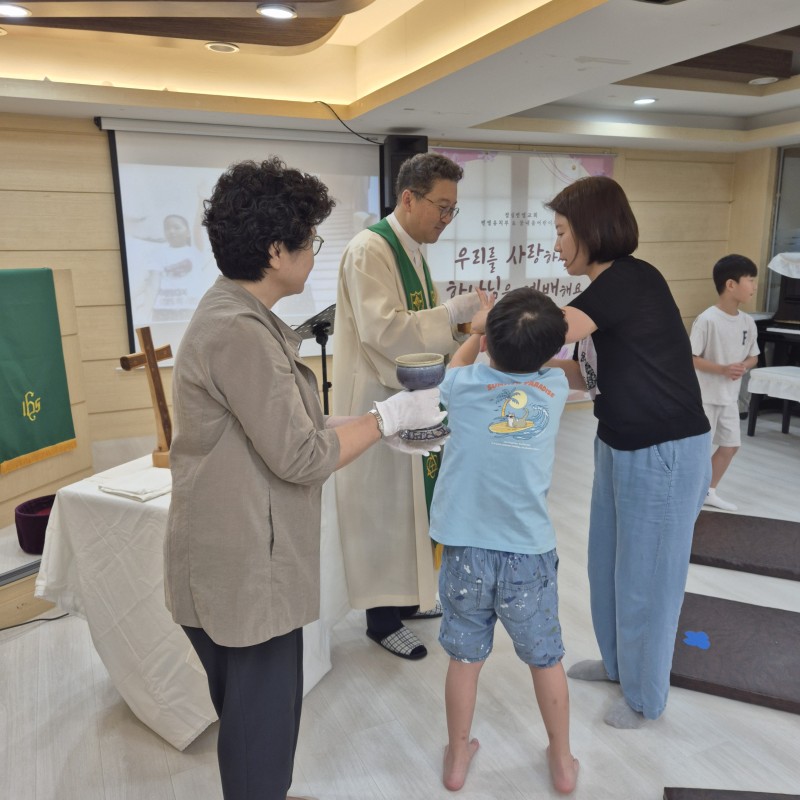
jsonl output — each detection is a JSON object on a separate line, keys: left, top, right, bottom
{"left": 703, "top": 403, "right": 741, "bottom": 448}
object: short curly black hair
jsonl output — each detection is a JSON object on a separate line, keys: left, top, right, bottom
{"left": 203, "top": 157, "right": 335, "bottom": 281}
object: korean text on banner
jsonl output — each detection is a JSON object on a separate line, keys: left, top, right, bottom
{"left": 0, "top": 269, "right": 76, "bottom": 474}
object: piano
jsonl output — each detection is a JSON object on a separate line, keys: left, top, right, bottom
{"left": 757, "top": 269, "right": 800, "bottom": 368}
{"left": 749, "top": 265, "right": 800, "bottom": 423}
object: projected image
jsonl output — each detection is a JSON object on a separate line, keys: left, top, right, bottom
{"left": 129, "top": 212, "right": 214, "bottom": 324}
{"left": 119, "top": 162, "right": 219, "bottom": 355}
{"left": 113, "top": 130, "right": 380, "bottom": 356}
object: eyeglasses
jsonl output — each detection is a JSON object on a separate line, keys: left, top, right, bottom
{"left": 414, "top": 193, "right": 459, "bottom": 220}
{"left": 307, "top": 235, "right": 324, "bottom": 255}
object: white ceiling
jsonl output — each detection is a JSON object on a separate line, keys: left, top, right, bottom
{"left": 351, "top": 0, "right": 800, "bottom": 151}
{"left": 1, "top": 0, "right": 800, "bottom": 152}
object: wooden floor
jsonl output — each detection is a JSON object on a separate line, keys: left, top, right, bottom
{"left": 1, "top": 406, "right": 798, "bottom": 800}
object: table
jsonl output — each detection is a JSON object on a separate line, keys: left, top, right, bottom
{"left": 747, "top": 366, "right": 800, "bottom": 436}
{"left": 34, "top": 457, "right": 350, "bottom": 750}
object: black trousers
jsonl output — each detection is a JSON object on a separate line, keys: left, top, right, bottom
{"left": 366, "top": 605, "right": 419, "bottom": 635}
{"left": 183, "top": 625, "right": 303, "bottom": 800}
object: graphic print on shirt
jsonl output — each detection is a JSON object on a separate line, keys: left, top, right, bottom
{"left": 487, "top": 385, "right": 550, "bottom": 444}
{"left": 578, "top": 339, "right": 599, "bottom": 396}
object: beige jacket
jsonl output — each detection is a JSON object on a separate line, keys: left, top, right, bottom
{"left": 165, "top": 277, "right": 340, "bottom": 647}
{"left": 332, "top": 225, "right": 458, "bottom": 609}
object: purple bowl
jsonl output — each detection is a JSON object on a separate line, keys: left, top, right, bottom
{"left": 15, "top": 494, "right": 55, "bottom": 555}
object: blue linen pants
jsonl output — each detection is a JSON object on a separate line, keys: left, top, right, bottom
{"left": 588, "top": 433, "right": 710, "bottom": 719}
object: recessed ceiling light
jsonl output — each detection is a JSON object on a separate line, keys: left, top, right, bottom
{"left": 633, "top": 97, "right": 657, "bottom": 105}
{"left": 748, "top": 76, "right": 779, "bottom": 86}
{"left": 205, "top": 41, "right": 240, "bottom": 53}
{"left": 256, "top": 4, "right": 297, "bottom": 19}
{"left": 0, "top": 4, "right": 31, "bottom": 17}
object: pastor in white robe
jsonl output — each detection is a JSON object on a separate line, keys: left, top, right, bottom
{"left": 332, "top": 215, "right": 459, "bottom": 610}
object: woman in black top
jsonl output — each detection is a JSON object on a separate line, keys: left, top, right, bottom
{"left": 546, "top": 176, "right": 711, "bottom": 729}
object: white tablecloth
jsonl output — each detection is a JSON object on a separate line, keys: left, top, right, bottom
{"left": 748, "top": 366, "right": 800, "bottom": 402}
{"left": 767, "top": 252, "right": 800, "bottom": 280}
{"left": 35, "top": 456, "right": 350, "bottom": 750}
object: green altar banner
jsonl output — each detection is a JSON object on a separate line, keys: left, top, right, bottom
{"left": 0, "top": 269, "right": 76, "bottom": 474}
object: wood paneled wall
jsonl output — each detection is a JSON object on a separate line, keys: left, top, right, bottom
{"left": 620, "top": 149, "right": 774, "bottom": 327}
{"left": 0, "top": 114, "right": 778, "bottom": 526}
{"left": 0, "top": 115, "right": 114, "bottom": 526}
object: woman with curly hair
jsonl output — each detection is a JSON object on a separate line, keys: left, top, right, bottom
{"left": 164, "top": 158, "right": 444, "bottom": 800}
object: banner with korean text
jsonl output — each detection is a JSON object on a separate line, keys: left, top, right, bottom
{"left": 0, "top": 269, "right": 76, "bottom": 474}
{"left": 427, "top": 148, "right": 614, "bottom": 400}
{"left": 428, "top": 148, "right": 615, "bottom": 307}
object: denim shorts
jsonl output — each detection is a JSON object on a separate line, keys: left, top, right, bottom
{"left": 438, "top": 545, "right": 564, "bottom": 667}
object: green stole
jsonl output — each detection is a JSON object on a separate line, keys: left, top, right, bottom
{"left": 368, "top": 218, "right": 443, "bottom": 536}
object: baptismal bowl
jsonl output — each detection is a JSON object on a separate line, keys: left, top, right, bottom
{"left": 395, "top": 353, "right": 446, "bottom": 391}
{"left": 395, "top": 353, "right": 449, "bottom": 442}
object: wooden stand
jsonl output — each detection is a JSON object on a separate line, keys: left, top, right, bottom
{"left": 120, "top": 327, "right": 173, "bottom": 468}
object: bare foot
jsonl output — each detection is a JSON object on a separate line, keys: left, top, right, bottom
{"left": 442, "top": 739, "right": 480, "bottom": 791}
{"left": 546, "top": 746, "right": 579, "bottom": 795}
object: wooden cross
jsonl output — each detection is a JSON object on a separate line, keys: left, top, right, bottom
{"left": 120, "top": 327, "right": 172, "bottom": 469}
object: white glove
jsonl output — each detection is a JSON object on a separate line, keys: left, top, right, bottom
{"left": 383, "top": 433, "right": 448, "bottom": 457}
{"left": 443, "top": 292, "right": 482, "bottom": 325}
{"left": 373, "top": 388, "right": 446, "bottom": 438}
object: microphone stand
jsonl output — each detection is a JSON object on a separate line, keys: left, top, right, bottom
{"left": 293, "top": 303, "right": 336, "bottom": 416}
{"left": 313, "top": 320, "right": 332, "bottom": 415}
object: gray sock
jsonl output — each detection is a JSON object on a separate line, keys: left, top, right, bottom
{"left": 567, "top": 659, "right": 613, "bottom": 681}
{"left": 604, "top": 698, "right": 646, "bottom": 729}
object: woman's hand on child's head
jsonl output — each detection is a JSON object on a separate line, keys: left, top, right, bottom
{"left": 476, "top": 287, "right": 494, "bottom": 310}
{"left": 468, "top": 288, "right": 495, "bottom": 334}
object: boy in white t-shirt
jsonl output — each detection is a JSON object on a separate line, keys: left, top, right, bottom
{"left": 690, "top": 254, "right": 759, "bottom": 511}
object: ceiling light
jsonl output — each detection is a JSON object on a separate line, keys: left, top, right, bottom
{"left": 633, "top": 97, "right": 657, "bottom": 105}
{"left": 205, "top": 41, "right": 240, "bottom": 53}
{"left": 748, "top": 76, "right": 779, "bottom": 86}
{"left": 256, "top": 4, "right": 297, "bottom": 19}
{"left": 0, "top": 4, "right": 31, "bottom": 17}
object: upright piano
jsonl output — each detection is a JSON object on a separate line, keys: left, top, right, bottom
{"left": 757, "top": 269, "right": 800, "bottom": 368}
{"left": 750, "top": 266, "right": 800, "bottom": 423}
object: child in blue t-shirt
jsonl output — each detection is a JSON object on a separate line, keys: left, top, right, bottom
{"left": 429, "top": 286, "right": 578, "bottom": 795}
